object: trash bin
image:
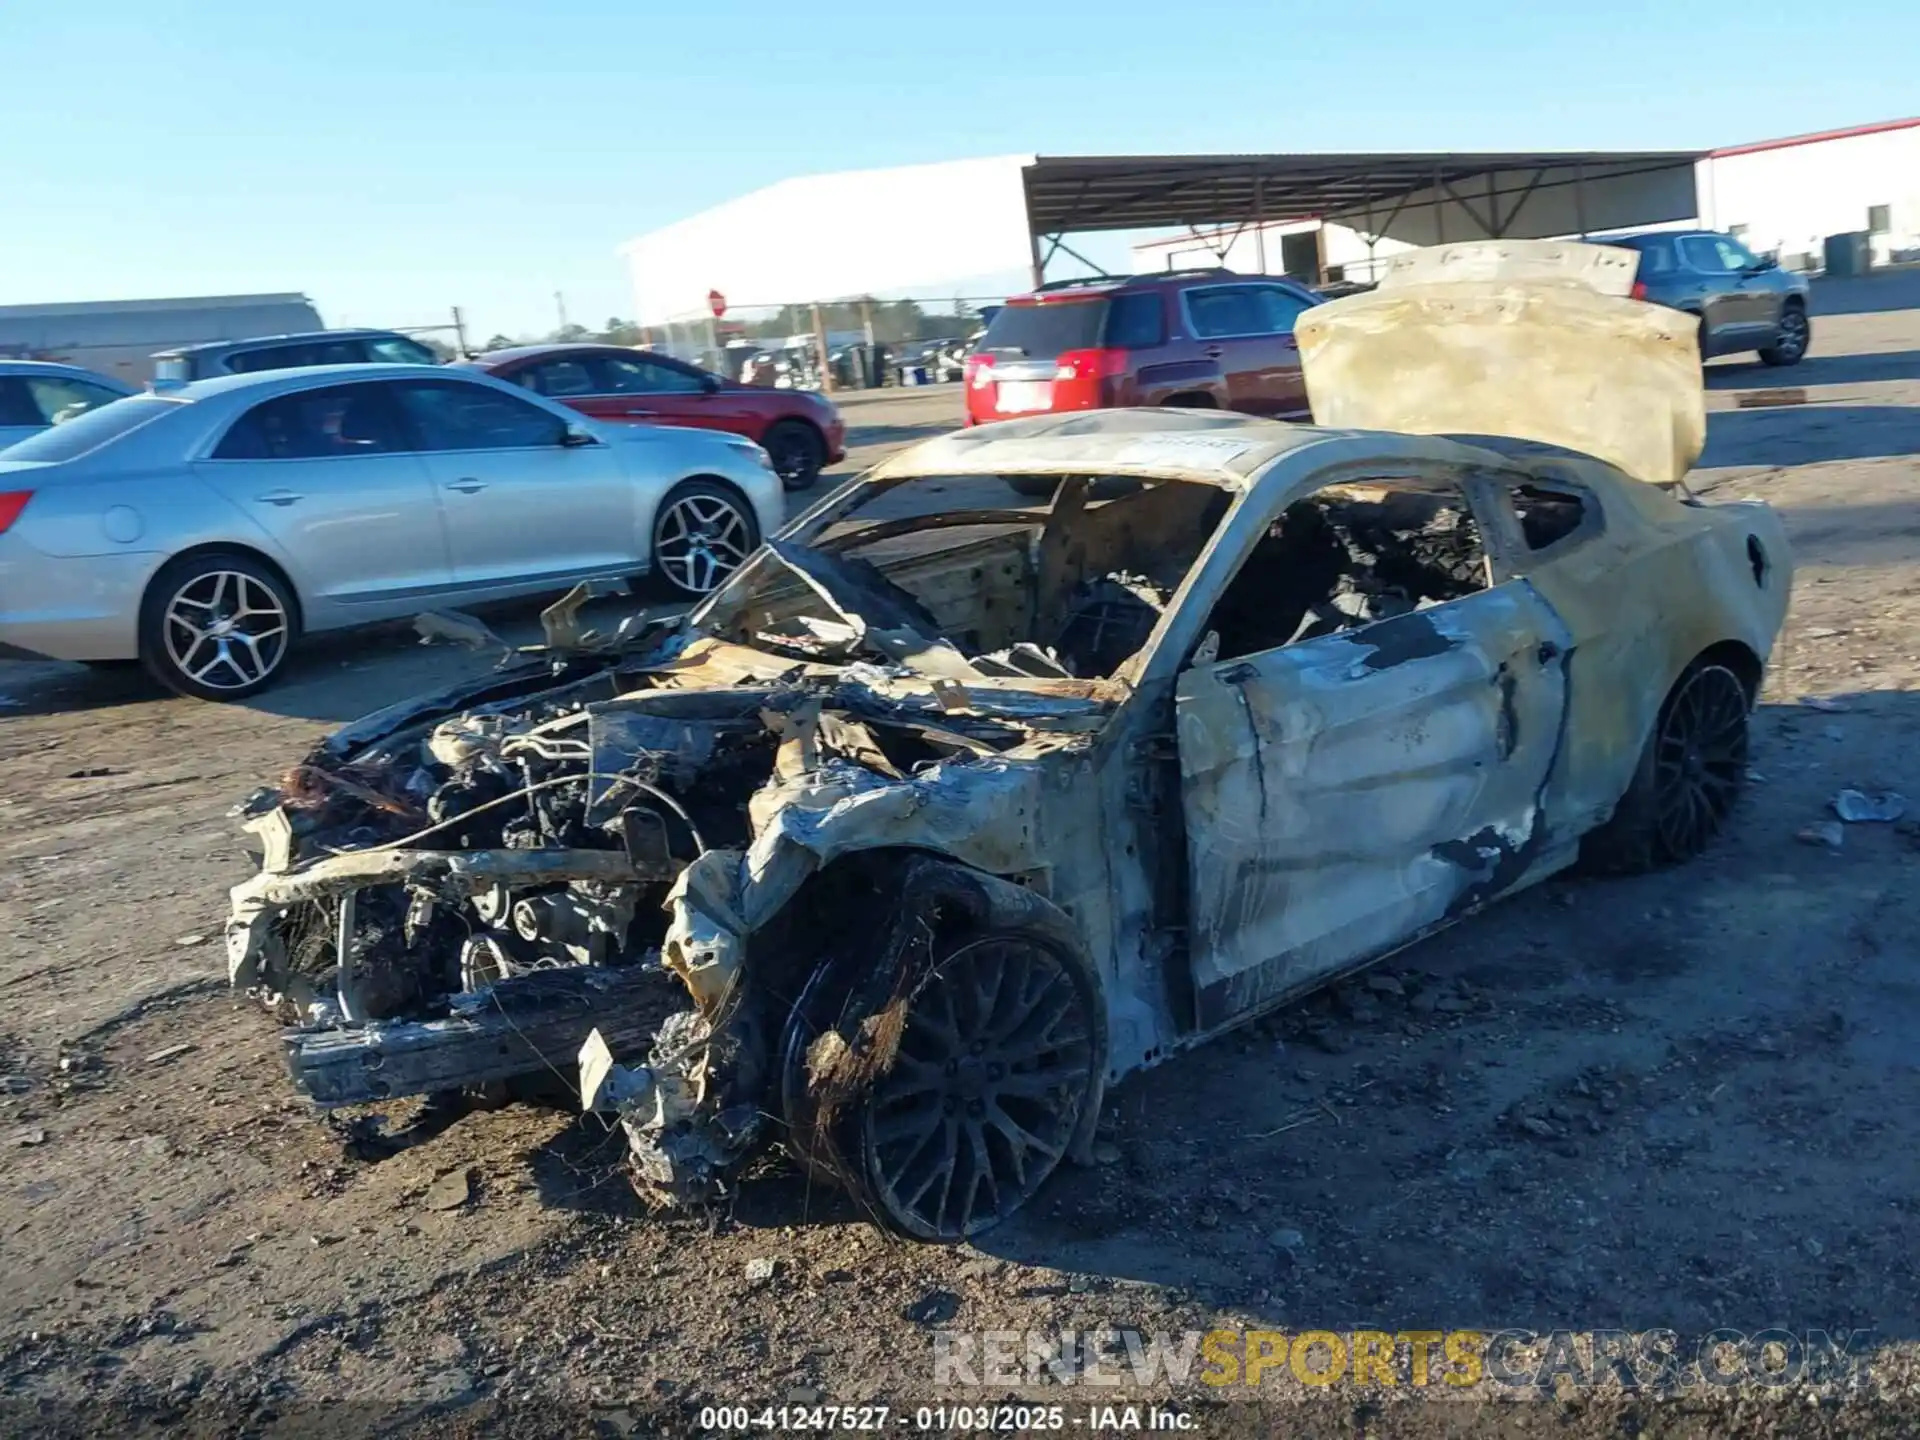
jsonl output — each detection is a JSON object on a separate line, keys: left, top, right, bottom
{"left": 1823, "top": 231, "right": 1870, "bottom": 278}
{"left": 846, "top": 343, "right": 887, "bottom": 390}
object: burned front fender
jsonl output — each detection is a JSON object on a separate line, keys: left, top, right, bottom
{"left": 586, "top": 750, "right": 1068, "bottom": 1206}
{"left": 660, "top": 755, "right": 1049, "bottom": 1009}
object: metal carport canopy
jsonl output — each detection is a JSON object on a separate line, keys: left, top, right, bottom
{"left": 1020, "top": 149, "right": 1704, "bottom": 251}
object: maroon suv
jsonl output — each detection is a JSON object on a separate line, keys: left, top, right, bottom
{"left": 963, "top": 269, "right": 1323, "bottom": 427}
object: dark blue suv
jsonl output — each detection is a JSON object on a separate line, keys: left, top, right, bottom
{"left": 1603, "top": 230, "right": 1811, "bottom": 367}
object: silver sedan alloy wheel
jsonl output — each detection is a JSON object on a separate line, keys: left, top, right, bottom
{"left": 161, "top": 569, "right": 291, "bottom": 691}
{"left": 654, "top": 492, "right": 752, "bottom": 595}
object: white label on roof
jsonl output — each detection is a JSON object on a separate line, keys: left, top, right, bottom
{"left": 1111, "top": 435, "right": 1256, "bottom": 468}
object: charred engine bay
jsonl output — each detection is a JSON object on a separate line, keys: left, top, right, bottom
{"left": 222, "top": 555, "right": 1110, "bottom": 1222}
{"left": 232, "top": 658, "right": 1056, "bottom": 1045}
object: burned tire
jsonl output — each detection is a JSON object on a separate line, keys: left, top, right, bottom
{"left": 762, "top": 419, "right": 826, "bottom": 491}
{"left": 1759, "top": 303, "right": 1810, "bottom": 366}
{"left": 138, "top": 550, "right": 299, "bottom": 701}
{"left": 1582, "top": 661, "right": 1751, "bottom": 874}
{"left": 781, "top": 918, "right": 1104, "bottom": 1242}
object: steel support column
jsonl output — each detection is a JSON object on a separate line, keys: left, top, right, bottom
{"left": 1254, "top": 170, "right": 1268, "bottom": 273}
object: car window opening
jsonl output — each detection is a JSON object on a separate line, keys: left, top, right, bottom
{"left": 1199, "top": 481, "right": 1491, "bottom": 664}
{"left": 703, "top": 474, "right": 1231, "bottom": 682}
{"left": 0, "top": 379, "right": 41, "bottom": 427}
{"left": 1511, "top": 482, "right": 1589, "bottom": 550}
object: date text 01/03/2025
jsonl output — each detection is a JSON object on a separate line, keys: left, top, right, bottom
{"left": 697, "top": 1404, "right": 1197, "bottom": 1431}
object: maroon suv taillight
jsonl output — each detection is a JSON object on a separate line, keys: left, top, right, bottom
{"left": 965, "top": 353, "right": 995, "bottom": 388}
{"left": 0, "top": 491, "right": 34, "bottom": 536}
{"left": 1631, "top": 280, "right": 1648, "bottom": 300}
{"left": 1051, "top": 347, "right": 1127, "bottom": 408}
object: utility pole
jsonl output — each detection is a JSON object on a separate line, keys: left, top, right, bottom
{"left": 811, "top": 303, "right": 834, "bottom": 394}
{"left": 858, "top": 297, "right": 877, "bottom": 390}
{"left": 450, "top": 306, "right": 470, "bottom": 358}
{"left": 554, "top": 291, "right": 569, "bottom": 333}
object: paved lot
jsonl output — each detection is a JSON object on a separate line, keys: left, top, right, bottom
{"left": 3, "top": 277, "right": 1920, "bottom": 1436}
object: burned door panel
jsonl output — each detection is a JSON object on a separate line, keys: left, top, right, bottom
{"left": 1175, "top": 580, "right": 1573, "bottom": 1030}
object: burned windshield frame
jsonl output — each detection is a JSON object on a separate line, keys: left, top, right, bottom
{"left": 687, "top": 470, "right": 1239, "bottom": 684}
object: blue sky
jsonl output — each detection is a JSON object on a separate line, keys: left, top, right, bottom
{"left": 3, "top": 0, "right": 1914, "bottom": 339}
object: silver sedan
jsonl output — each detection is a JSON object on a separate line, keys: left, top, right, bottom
{"left": 0, "top": 360, "right": 138, "bottom": 448}
{"left": 0, "top": 364, "right": 784, "bottom": 700}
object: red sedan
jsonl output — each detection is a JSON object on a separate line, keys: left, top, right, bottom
{"left": 459, "top": 344, "right": 846, "bottom": 490}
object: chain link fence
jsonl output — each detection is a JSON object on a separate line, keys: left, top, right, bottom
{"left": 644, "top": 295, "right": 1004, "bottom": 392}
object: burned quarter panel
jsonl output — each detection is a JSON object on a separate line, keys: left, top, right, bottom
{"left": 1516, "top": 477, "right": 1790, "bottom": 836}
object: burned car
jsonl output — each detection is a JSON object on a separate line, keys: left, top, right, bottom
{"left": 226, "top": 242, "right": 1791, "bottom": 1241}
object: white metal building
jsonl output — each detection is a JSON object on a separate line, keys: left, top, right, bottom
{"left": 617, "top": 156, "right": 1039, "bottom": 325}
{"left": 1696, "top": 118, "right": 1920, "bottom": 268}
{"left": 0, "top": 294, "right": 323, "bottom": 383}
{"left": 617, "top": 148, "right": 1701, "bottom": 323}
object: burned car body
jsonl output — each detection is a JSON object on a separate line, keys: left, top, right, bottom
{"left": 226, "top": 243, "right": 1791, "bottom": 1240}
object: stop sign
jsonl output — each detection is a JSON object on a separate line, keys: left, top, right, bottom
{"left": 707, "top": 289, "right": 727, "bottom": 319}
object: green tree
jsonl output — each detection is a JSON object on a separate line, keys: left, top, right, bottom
{"left": 599, "top": 317, "right": 646, "bottom": 347}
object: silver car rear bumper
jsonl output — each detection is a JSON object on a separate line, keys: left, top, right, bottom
{"left": 0, "top": 535, "right": 153, "bottom": 662}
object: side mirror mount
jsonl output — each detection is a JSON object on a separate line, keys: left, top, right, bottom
{"left": 700, "top": 373, "right": 720, "bottom": 394}
{"left": 559, "top": 425, "right": 597, "bottom": 448}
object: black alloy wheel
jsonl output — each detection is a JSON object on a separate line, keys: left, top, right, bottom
{"left": 762, "top": 420, "right": 826, "bottom": 491}
{"left": 1583, "top": 660, "right": 1752, "bottom": 873}
{"left": 1649, "top": 662, "right": 1751, "bottom": 861}
{"left": 856, "top": 933, "right": 1098, "bottom": 1240}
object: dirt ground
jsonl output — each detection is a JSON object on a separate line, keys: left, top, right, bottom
{"left": 4, "top": 277, "right": 1920, "bottom": 1438}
